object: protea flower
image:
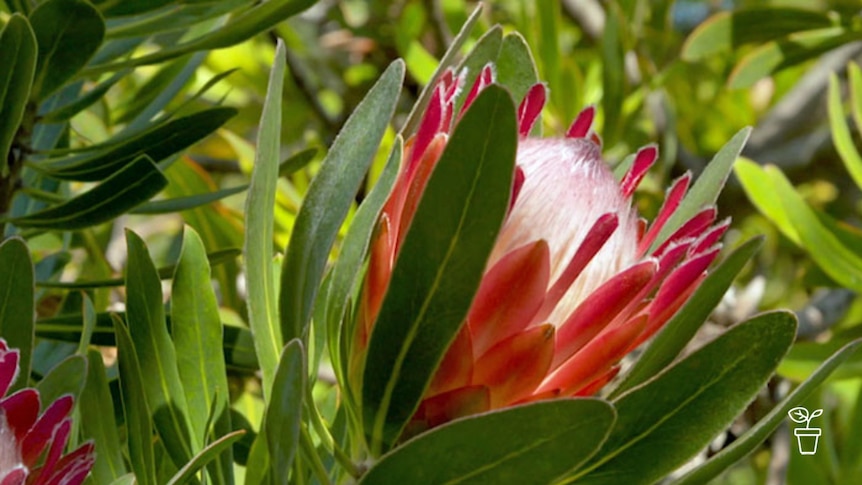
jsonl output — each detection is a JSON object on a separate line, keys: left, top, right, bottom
{"left": 354, "top": 65, "right": 726, "bottom": 436}
{"left": 0, "top": 340, "right": 95, "bottom": 485}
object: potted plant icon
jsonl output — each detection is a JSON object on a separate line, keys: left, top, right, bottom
{"left": 788, "top": 406, "right": 823, "bottom": 455}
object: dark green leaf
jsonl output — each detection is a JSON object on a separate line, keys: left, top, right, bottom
{"left": 729, "top": 27, "right": 859, "bottom": 89}
{"left": 611, "top": 237, "right": 764, "bottom": 397}
{"left": 10, "top": 155, "right": 167, "bottom": 230}
{"left": 83, "top": 0, "right": 315, "bottom": 74}
{"left": 265, "top": 339, "right": 306, "bottom": 479}
{"left": 171, "top": 226, "right": 233, "bottom": 480}
{"left": 676, "top": 339, "right": 862, "bottom": 484}
{"left": 278, "top": 59, "right": 404, "bottom": 344}
{"left": 571, "top": 312, "right": 796, "bottom": 484}
{"left": 131, "top": 184, "right": 247, "bottom": 215}
{"left": 35, "top": 353, "right": 86, "bottom": 408}
{"left": 125, "top": 230, "right": 197, "bottom": 467}
{"left": 29, "top": 0, "right": 105, "bottom": 100}
{"left": 0, "top": 237, "right": 35, "bottom": 392}
{"left": 362, "top": 85, "right": 517, "bottom": 452}
{"left": 652, "top": 127, "right": 750, "bottom": 252}
{"left": 244, "top": 40, "right": 287, "bottom": 398}
{"left": 113, "top": 314, "right": 156, "bottom": 485}
{"left": 40, "top": 107, "right": 236, "bottom": 181}
{"left": 0, "top": 14, "right": 36, "bottom": 176}
{"left": 359, "top": 399, "right": 615, "bottom": 484}
{"left": 80, "top": 349, "right": 128, "bottom": 482}
{"left": 681, "top": 8, "right": 833, "bottom": 60}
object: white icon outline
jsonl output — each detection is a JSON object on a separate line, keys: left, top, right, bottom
{"left": 787, "top": 406, "right": 823, "bottom": 455}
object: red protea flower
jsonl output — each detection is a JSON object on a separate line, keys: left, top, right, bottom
{"left": 0, "top": 340, "right": 95, "bottom": 485}
{"left": 354, "top": 65, "right": 726, "bottom": 436}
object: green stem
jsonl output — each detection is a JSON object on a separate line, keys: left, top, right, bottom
{"left": 300, "top": 424, "right": 331, "bottom": 485}
{"left": 304, "top": 385, "right": 362, "bottom": 478}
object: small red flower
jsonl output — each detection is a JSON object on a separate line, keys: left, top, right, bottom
{"left": 355, "top": 65, "right": 726, "bottom": 436}
{"left": 0, "top": 340, "right": 95, "bottom": 485}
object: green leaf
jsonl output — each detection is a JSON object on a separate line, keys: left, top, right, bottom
{"left": 652, "top": 127, "right": 750, "bottom": 252}
{"left": 326, "top": 137, "right": 401, "bottom": 397}
{"left": 611, "top": 237, "right": 764, "bottom": 397}
{"left": 265, "top": 339, "right": 306, "bottom": 479}
{"left": 40, "top": 68, "right": 129, "bottom": 123}
{"left": 676, "top": 339, "right": 862, "bottom": 484}
{"left": 83, "top": 0, "right": 315, "bottom": 75}
{"left": 29, "top": 0, "right": 105, "bottom": 100}
{"left": 278, "top": 59, "right": 404, "bottom": 345}
{"left": 0, "top": 237, "right": 35, "bottom": 391}
{"left": 453, "top": 25, "right": 502, "bottom": 114}
{"left": 570, "top": 311, "right": 796, "bottom": 484}
{"left": 734, "top": 158, "right": 800, "bottom": 244}
{"left": 131, "top": 184, "right": 247, "bottom": 215}
{"left": 244, "top": 40, "right": 287, "bottom": 399}
{"left": 105, "top": 1, "right": 244, "bottom": 38}
{"left": 729, "top": 27, "right": 859, "bottom": 89}
{"left": 80, "top": 349, "right": 128, "bottom": 482}
{"left": 681, "top": 8, "right": 833, "bottom": 61}
{"left": 113, "top": 314, "right": 156, "bottom": 485}
{"left": 496, "top": 32, "right": 540, "bottom": 116}
{"left": 166, "top": 431, "right": 246, "bottom": 485}
{"left": 40, "top": 107, "right": 236, "bottom": 181}
{"left": 125, "top": 229, "right": 197, "bottom": 467}
{"left": 77, "top": 293, "right": 96, "bottom": 355}
{"left": 279, "top": 147, "right": 319, "bottom": 178}
{"left": 99, "top": 0, "right": 173, "bottom": 17}
{"left": 359, "top": 399, "right": 615, "bottom": 485}
{"left": 171, "top": 226, "right": 233, "bottom": 481}
{"left": 362, "top": 85, "right": 518, "bottom": 452}
{"left": 829, "top": 72, "right": 862, "bottom": 189}
{"left": 35, "top": 353, "right": 86, "bottom": 408}
{"left": 770, "top": 164, "right": 862, "bottom": 291}
{"left": 401, "top": 3, "right": 483, "bottom": 136}
{"left": 0, "top": 14, "right": 36, "bottom": 177}
{"left": 779, "top": 329, "right": 862, "bottom": 381}
{"left": 10, "top": 155, "right": 167, "bottom": 230}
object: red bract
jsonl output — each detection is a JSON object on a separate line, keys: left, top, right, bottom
{"left": 355, "top": 65, "right": 726, "bottom": 436}
{"left": 0, "top": 340, "right": 94, "bottom": 485}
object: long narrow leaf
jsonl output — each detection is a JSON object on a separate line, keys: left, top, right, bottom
{"left": 278, "top": 59, "right": 404, "bottom": 345}
{"left": 244, "top": 40, "right": 287, "bottom": 399}
{"left": 125, "top": 230, "right": 197, "bottom": 467}
{"left": 362, "top": 85, "right": 518, "bottom": 452}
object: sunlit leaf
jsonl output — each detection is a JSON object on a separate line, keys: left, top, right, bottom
{"left": 244, "top": 40, "right": 287, "bottom": 399}
{"left": 829, "top": 71, "right": 862, "bottom": 189}
{"left": 682, "top": 8, "right": 833, "bottom": 61}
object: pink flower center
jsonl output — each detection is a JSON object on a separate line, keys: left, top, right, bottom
{"left": 489, "top": 137, "right": 639, "bottom": 325}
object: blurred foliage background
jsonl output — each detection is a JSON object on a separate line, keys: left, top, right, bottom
{"left": 6, "top": 0, "right": 862, "bottom": 483}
